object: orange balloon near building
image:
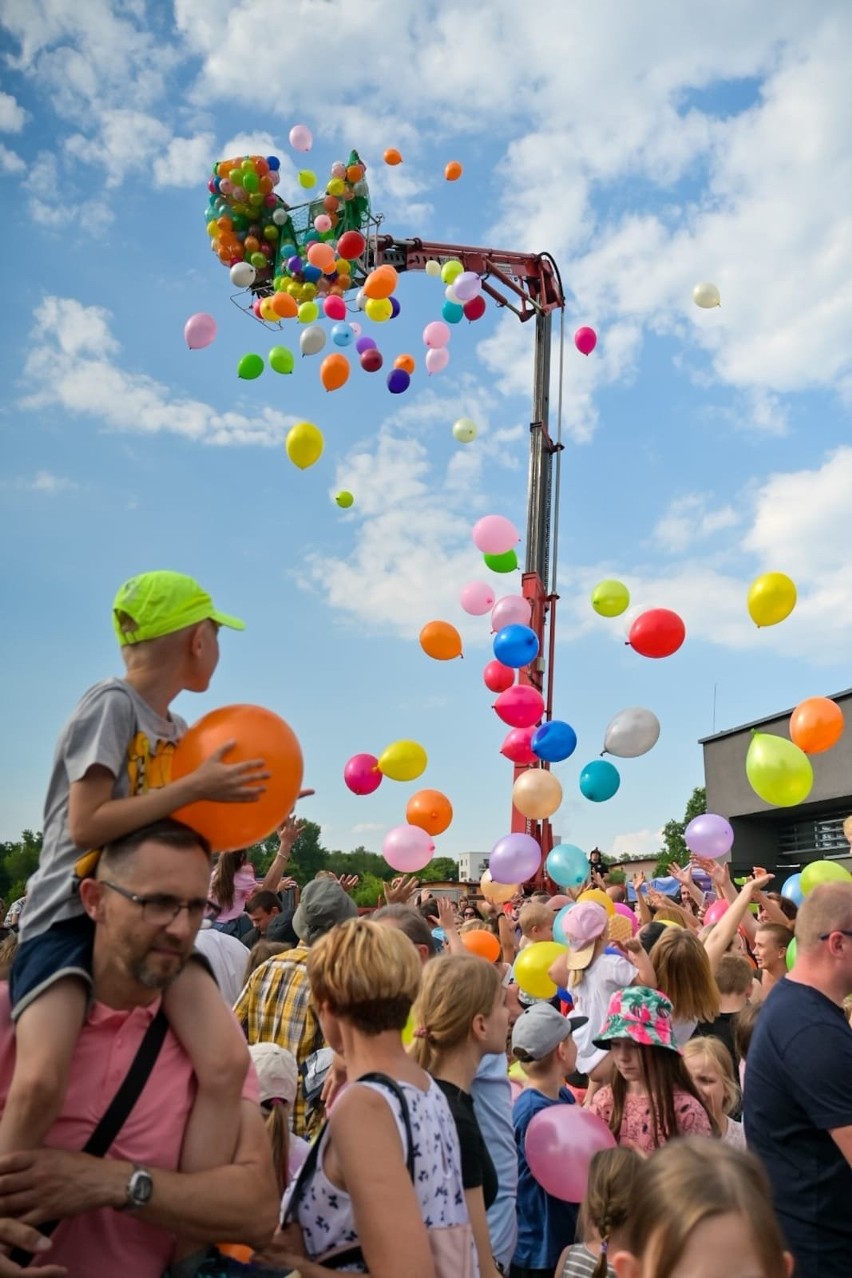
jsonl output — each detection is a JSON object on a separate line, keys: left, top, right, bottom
{"left": 790, "top": 696, "right": 844, "bottom": 754}
{"left": 419, "top": 620, "right": 463, "bottom": 661}
{"left": 383, "top": 148, "right": 403, "bottom": 166}
{"left": 461, "top": 930, "right": 501, "bottom": 962}
{"left": 406, "top": 788, "right": 453, "bottom": 836}
{"left": 320, "top": 353, "right": 350, "bottom": 392}
{"left": 171, "top": 705, "right": 303, "bottom": 853}
{"left": 363, "top": 266, "right": 399, "bottom": 300}
{"left": 444, "top": 160, "right": 463, "bottom": 181}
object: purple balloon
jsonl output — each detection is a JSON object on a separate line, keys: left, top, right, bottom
{"left": 389, "top": 296, "right": 401, "bottom": 317}
{"left": 684, "top": 812, "right": 734, "bottom": 859}
{"left": 355, "top": 336, "right": 377, "bottom": 354}
{"left": 387, "top": 369, "right": 410, "bottom": 394}
{"left": 489, "top": 832, "right": 542, "bottom": 884}
{"left": 287, "top": 255, "right": 303, "bottom": 274}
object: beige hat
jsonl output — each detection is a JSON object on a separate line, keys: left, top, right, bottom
{"left": 249, "top": 1042, "right": 299, "bottom": 1106}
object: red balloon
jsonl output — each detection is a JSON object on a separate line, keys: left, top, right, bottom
{"left": 464, "top": 296, "right": 486, "bottom": 321}
{"left": 628, "top": 608, "right": 686, "bottom": 659}
{"left": 483, "top": 660, "right": 515, "bottom": 693}
{"left": 360, "top": 348, "right": 383, "bottom": 372}
{"left": 501, "top": 727, "right": 538, "bottom": 765}
{"left": 337, "top": 230, "right": 366, "bottom": 259}
{"left": 494, "top": 685, "right": 545, "bottom": 729}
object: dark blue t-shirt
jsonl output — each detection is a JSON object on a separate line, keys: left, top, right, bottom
{"left": 512, "top": 1087, "right": 579, "bottom": 1270}
{"left": 744, "top": 977, "right": 852, "bottom": 1278}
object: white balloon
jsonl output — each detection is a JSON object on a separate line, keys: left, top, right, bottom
{"left": 445, "top": 285, "right": 461, "bottom": 304}
{"left": 453, "top": 417, "right": 477, "bottom": 443}
{"left": 272, "top": 208, "right": 288, "bottom": 226}
{"left": 604, "top": 707, "right": 661, "bottom": 758}
{"left": 300, "top": 325, "right": 327, "bottom": 357}
{"left": 230, "top": 261, "right": 256, "bottom": 289}
{"left": 425, "top": 260, "right": 442, "bottom": 278}
{"left": 355, "top": 288, "right": 368, "bottom": 310}
{"left": 693, "top": 282, "right": 721, "bottom": 308}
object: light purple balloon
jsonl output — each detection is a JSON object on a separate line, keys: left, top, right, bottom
{"left": 684, "top": 813, "right": 734, "bottom": 860}
{"left": 491, "top": 594, "right": 531, "bottom": 632}
{"left": 355, "top": 336, "right": 377, "bottom": 354}
{"left": 184, "top": 312, "right": 217, "bottom": 349}
{"left": 383, "top": 824, "right": 435, "bottom": 873}
{"left": 460, "top": 581, "right": 496, "bottom": 616}
{"left": 452, "top": 271, "right": 482, "bottom": 303}
{"left": 472, "top": 514, "right": 520, "bottom": 556}
{"left": 425, "top": 347, "right": 449, "bottom": 374}
{"left": 489, "top": 832, "right": 542, "bottom": 884}
{"left": 423, "top": 320, "right": 451, "bottom": 349}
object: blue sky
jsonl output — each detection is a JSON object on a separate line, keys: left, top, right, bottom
{"left": 1, "top": 1, "right": 850, "bottom": 865}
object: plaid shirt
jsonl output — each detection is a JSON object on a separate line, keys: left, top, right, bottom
{"left": 233, "top": 944, "right": 324, "bottom": 1135}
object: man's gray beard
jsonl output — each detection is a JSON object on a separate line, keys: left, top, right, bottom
{"left": 129, "top": 951, "right": 188, "bottom": 990}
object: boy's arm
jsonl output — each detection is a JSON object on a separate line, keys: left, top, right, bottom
{"left": 619, "top": 937, "right": 655, "bottom": 986}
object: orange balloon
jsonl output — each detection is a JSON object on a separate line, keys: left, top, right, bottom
{"left": 394, "top": 353, "right": 416, "bottom": 374}
{"left": 271, "top": 291, "right": 298, "bottom": 319}
{"left": 480, "top": 870, "right": 518, "bottom": 904}
{"left": 444, "top": 160, "right": 463, "bottom": 181}
{"left": 419, "top": 620, "right": 463, "bottom": 661}
{"left": 307, "top": 242, "right": 336, "bottom": 272}
{"left": 320, "top": 353, "right": 350, "bottom": 392}
{"left": 461, "top": 930, "right": 501, "bottom": 962}
{"left": 790, "top": 696, "right": 845, "bottom": 754}
{"left": 406, "top": 789, "right": 453, "bottom": 836}
{"left": 171, "top": 706, "right": 303, "bottom": 854}
{"left": 384, "top": 148, "right": 403, "bottom": 166}
{"left": 346, "top": 164, "right": 364, "bottom": 182}
{"left": 363, "top": 266, "right": 399, "bottom": 300}
{"left": 217, "top": 1245, "right": 254, "bottom": 1263}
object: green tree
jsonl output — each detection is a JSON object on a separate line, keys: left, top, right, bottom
{"left": 419, "top": 857, "right": 459, "bottom": 883}
{"left": 353, "top": 874, "right": 387, "bottom": 908}
{"left": 0, "top": 830, "right": 43, "bottom": 904}
{"left": 654, "top": 787, "right": 706, "bottom": 876}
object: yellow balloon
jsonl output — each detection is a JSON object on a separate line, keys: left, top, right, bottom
{"left": 513, "top": 941, "right": 567, "bottom": 999}
{"left": 441, "top": 259, "right": 463, "bottom": 284}
{"left": 364, "top": 297, "right": 393, "bottom": 323}
{"left": 377, "top": 739, "right": 427, "bottom": 782}
{"left": 746, "top": 732, "right": 813, "bottom": 807}
{"left": 480, "top": 871, "right": 518, "bottom": 904}
{"left": 297, "top": 301, "right": 319, "bottom": 324}
{"left": 259, "top": 297, "right": 278, "bottom": 321}
{"left": 285, "top": 421, "right": 324, "bottom": 470}
{"left": 401, "top": 1008, "right": 415, "bottom": 1047}
{"left": 298, "top": 169, "right": 317, "bottom": 189}
{"left": 747, "top": 572, "right": 797, "bottom": 627}
{"left": 508, "top": 1060, "right": 526, "bottom": 1082}
{"left": 578, "top": 888, "right": 615, "bottom": 917}
{"left": 591, "top": 579, "right": 630, "bottom": 617}
{"left": 512, "top": 770, "right": 563, "bottom": 820}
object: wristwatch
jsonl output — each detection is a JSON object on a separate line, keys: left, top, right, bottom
{"left": 120, "top": 1165, "right": 154, "bottom": 1211}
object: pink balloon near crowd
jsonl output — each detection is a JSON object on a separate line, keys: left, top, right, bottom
{"left": 489, "top": 832, "right": 542, "bottom": 884}
{"left": 383, "top": 823, "right": 435, "bottom": 873}
{"left": 525, "top": 1103, "right": 616, "bottom": 1202}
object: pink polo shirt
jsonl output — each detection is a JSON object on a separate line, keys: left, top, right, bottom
{"left": 0, "top": 985, "right": 259, "bottom": 1278}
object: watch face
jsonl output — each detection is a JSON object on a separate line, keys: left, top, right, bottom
{"left": 129, "top": 1168, "right": 153, "bottom": 1206}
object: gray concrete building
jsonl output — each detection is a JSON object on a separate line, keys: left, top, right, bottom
{"left": 700, "top": 689, "right": 852, "bottom": 880}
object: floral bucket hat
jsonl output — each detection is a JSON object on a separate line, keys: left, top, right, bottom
{"left": 592, "top": 985, "right": 680, "bottom": 1053}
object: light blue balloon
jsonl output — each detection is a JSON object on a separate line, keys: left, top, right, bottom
{"left": 553, "top": 902, "right": 577, "bottom": 943}
{"left": 781, "top": 872, "right": 804, "bottom": 907}
{"left": 331, "top": 323, "right": 354, "bottom": 346}
{"left": 442, "top": 299, "right": 464, "bottom": 324}
{"left": 546, "top": 843, "right": 588, "bottom": 889}
{"left": 579, "top": 759, "right": 621, "bottom": 803}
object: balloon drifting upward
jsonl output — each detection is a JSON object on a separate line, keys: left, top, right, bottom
{"left": 491, "top": 594, "right": 531, "bottom": 633}
{"left": 574, "top": 326, "right": 597, "bottom": 356}
{"left": 383, "top": 147, "right": 403, "bottom": 165}
{"left": 579, "top": 759, "right": 621, "bottom": 802}
{"left": 483, "top": 660, "right": 515, "bottom": 693}
{"left": 684, "top": 813, "right": 734, "bottom": 859}
{"left": 473, "top": 515, "right": 520, "bottom": 555}
{"left": 337, "top": 230, "right": 366, "bottom": 259}
{"left": 335, "top": 490, "right": 354, "bottom": 508}
{"left": 480, "top": 870, "right": 518, "bottom": 904}
{"left": 424, "top": 259, "right": 442, "bottom": 278}
{"left": 628, "top": 608, "right": 686, "bottom": 658}
{"left": 320, "top": 353, "right": 350, "bottom": 391}
{"left": 453, "top": 417, "right": 477, "bottom": 444}
{"left": 441, "top": 259, "right": 464, "bottom": 285}
{"left": 383, "top": 824, "right": 435, "bottom": 873}
{"left": 364, "top": 265, "right": 399, "bottom": 300}
{"left": 426, "top": 348, "right": 450, "bottom": 375}
{"left": 237, "top": 353, "right": 264, "bottom": 380}
{"left": 493, "top": 624, "right": 540, "bottom": 669}
{"left": 423, "top": 320, "right": 451, "bottom": 348}
{"left": 289, "top": 123, "right": 313, "bottom": 151}
{"left": 747, "top": 572, "right": 797, "bottom": 627}
{"left": 171, "top": 706, "right": 303, "bottom": 853}
{"left": 269, "top": 346, "right": 294, "bottom": 374}
{"left": 394, "top": 353, "right": 416, "bottom": 375}
{"left": 343, "top": 753, "right": 382, "bottom": 795}
{"left": 531, "top": 720, "right": 577, "bottom": 763}
{"left": 184, "top": 313, "right": 217, "bottom": 349}
{"left": 513, "top": 941, "right": 566, "bottom": 999}
{"left": 406, "top": 788, "right": 453, "bottom": 836}
{"left": 377, "top": 739, "right": 428, "bottom": 782}
{"left": 484, "top": 549, "right": 519, "bottom": 573}
{"left": 387, "top": 368, "right": 410, "bottom": 394}
{"left": 419, "top": 620, "right": 463, "bottom": 661}
{"left": 298, "top": 170, "right": 317, "bottom": 189}
{"left": 800, "top": 860, "right": 852, "bottom": 894}
{"left": 230, "top": 261, "right": 256, "bottom": 289}
{"left": 500, "top": 726, "right": 538, "bottom": 766}
{"left": 513, "top": 769, "right": 563, "bottom": 819}
{"left": 494, "top": 684, "right": 545, "bottom": 728}
{"left": 300, "top": 326, "right": 326, "bottom": 356}
{"left": 464, "top": 296, "right": 487, "bottom": 321}
{"left": 790, "top": 696, "right": 844, "bottom": 755}
{"left": 746, "top": 732, "right": 813, "bottom": 807}
{"left": 285, "top": 421, "right": 324, "bottom": 470}
{"left": 546, "top": 843, "right": 589, "bottom": 889}
{"left": 444, "top": 160, "right": 463, "bottom": 181}
{"left": 603, "top": 707, "right": 660, "bottom": 758}
{"left": 360, "top": 348, "right": 383, "bottom": 372}
{"left": 460, "top": 581, "right": 496, "bottom": 616}
{"left": 591, "top": 579, "right": 630, "bottom": 617}
{"left": 453, "top": 272, "right": 482, "bottom": 303}
{"left": 490, "top": 832, "right": 542, "bottom": 884}
{"left": 693, "top": 282, "right": 721, "bottom": 308}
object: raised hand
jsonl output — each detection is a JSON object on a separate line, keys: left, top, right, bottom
{"left": 190, "top": 741, "right": 270, "bottom": 803}
{"left": 383, "top": 875, "right": 419, "bottom": 905}
{"left": 337, "top": 874, "right": 360, "bottom": 893}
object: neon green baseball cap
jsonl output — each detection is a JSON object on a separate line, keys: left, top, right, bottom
{"left": 113, "top": 571, "right": 245, "bottom": 646}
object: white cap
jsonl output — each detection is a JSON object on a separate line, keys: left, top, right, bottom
{"left": 249, "top": 1042, "right": 299, "bottom": 1106}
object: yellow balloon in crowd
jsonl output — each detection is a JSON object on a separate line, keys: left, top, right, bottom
{"left": 513, "top": 941, "right": 567, "bottom": 1000}
{"left": 746, "top": 732, "right": 813, "bottom": 807}
{"left": 578, "top": 888, "right": 615, "bottom": 917}
{"left": 591, "top": 579, "right": 630, "bottom": 617}
{"left": 747, "top": 572, "right": 797, "bottom": 627}
{"left": 377, "top": 739, "right": 428, "bottom": 782}
{"left": 285, "top": 421, "right": 324, "bottom": 470}
{"left": 513, "top": 770, "right": 563, "bottom": 820}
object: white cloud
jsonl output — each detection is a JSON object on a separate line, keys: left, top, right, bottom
{"left": 0, "top": 91, "right": 27, "bottom": 132}
{"left": 18, "top": 297, "right": 298, "bottom": 448}
{"left": 66, "top": 110, "right": 170, "bottom": 185}
{"left": 0, "top": 142, "right": 24, "bottom": 174}
{"left": 153, "top": 131, "right": 217, "bottom": 187}
{"left": 608, "top": 829, "right": 664, "bottom": 859}
{"left": 2, "top": 472, "right": 78, "bottom": 494}
{"left": 651, "top": 494, "right": 740, "bottom": 553}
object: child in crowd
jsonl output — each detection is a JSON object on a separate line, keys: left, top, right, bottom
{"left": 610, "top": 1138, "right": 793, "bottom": 1278}
{"left": 732, "top": 999, "right": 762, "bottom": 1091}
{"left": 683, "top": 1036, "right": 746, "bottom": 1147}
{"left": 693, "top": 953, "right": 754, "bottom": 1059}
{"left": 555, "top": 1147, "right": 641, "bottom": 1278}
{"left": 510, "top": 1002, "right": 588, "bottom": 1278}
{"left": 249, "top": 1041, "right": 308, "bottom": 1198}
{"left": 589, "top": 986, "right": 717, "bottom": 1152}
{"left": 1, "top": 571, "right": 262, "bottom": 1172}
{"left": 517, "top": 902, "right": 554, "bottom": 947}
{"left": 648, "top": 927, "right": 720, "bottom": 1046}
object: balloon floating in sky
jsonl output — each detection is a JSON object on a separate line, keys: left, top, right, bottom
{"left": 790, "top": 696, "right": 844, "bottom": 755}
{"left": 483, "top": 660, "right": 515, "bottom": 693}
{"left": 320, "top": 353, "right": 350, "bottom": 392}
{"left": 484, "top": 549, "right": 519, "bottom": 574}
{"left": 383, "top": 147, "right": 403, "bottom": 165}
{"left": 491, "top": 595, "right": 531, "bottom": 632}
{"left": 289, "top": 123, "right": 313, "bottom": 152}
{"left": 746, "top": 732, "right": 813, "bottom": 807}
{"left": 444, "top": 160, "right": 463, "bottom": 181}
{"left": 481, "top": 870, "right": 518, "bottom": 904}
{"left": 591, "top": 579, "right": 630, "bottom": 617}
{"left": 406, "top": 789, "right": 453, "bottom": 837}
{"left": 579, "top": 759, "right": 621, "bottom": 803}
{"left": 531, "top": 720, "right": 577, "bottom": 763}
{"left": 693, "top": 282, "right": 721, "bottom": 308}
{"left": 603, "top": 707, "right": 660, "bottom": 758}
{"left": 628, "top": 608, "right": 686, "bottom": 659}
{"left": 335, "top": 491, "right": 354, "bottom": 508}
{"left": 747, "top": 572, "right": 797, "bottom": 628}
{"left": 574, "top": 326, "right": 597, "bottom": 356}
{"left": 490, "top": 832, "right": 542, "bottom": 884}
{"left": 684, "top": 813, "right": 734, "bottom": 860}
{"left": 493, "top": 624, "right": 539, "bottom": 669}
{"left": 419, "top": 620, "right": 463, "bottom": 661}
{"left": 460, "top": 581, "right": 496, "bottom": 616}
{"left": 383, "top": 824, "right": 435, "bottom": 873}
{"left": 501, "top": 726, "right": 538, "bottom": 765}
{"left": 230, "top": 261, "right": 256, "bottom": 289}
{"left": 344, "top": 753, "right": 382, "bottom": 795}
{"left": 513, "top": 769, "right": 563, "bottom": 819}
{"left": 494, "top": 685, "right": 545, "bottom": 729}
{"left": 546, "top": 843, "right": 589, "bottom": 889}
{"left": 269, "top": 346, "right": 295, "bottom": 374}
{"left": 378, "top": 739, "right": 428, "bottom": 782}
{"left": 473, "top": 515, "right": 520, "bottom": 555}
{"left": 184, "top": 313, "right": 217, "bottom": 349}
{"left": 237, "top": 353, "right": 264, "bottom": 380}
{"left": 453, "top": 418, "right": 477, "bottom": 444}
{"left": 285, "top": 421, "right": 324, "bottom": 469}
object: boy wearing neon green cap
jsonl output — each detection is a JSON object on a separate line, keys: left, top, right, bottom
{"left": 1, "top": 571, "right": 267, "bottom": 1184}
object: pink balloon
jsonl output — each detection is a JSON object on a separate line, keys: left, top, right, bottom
{"left": 425, "top": 347, "right": 449, "bottom": 374}
{"left": 704, "top": 899, "right": 729, "bottom": 927}
{"left": 494, "top": 685, "right": 545, "bottom": 729}
{"left": 383, "top": 824, "right": 435, "bottom": 873}
{"left": 509, "top": 1079, "right": 524, "bottom": 1103}
{"left": 184, "top": 313, "right": 217, "bottom": 349}
{"left": 549, "top": 894, "right": 572, "bottom": 909}
{"left": 491, "top": 594, "right": 531, "bottom": 632}
{"left": 323, "top": 296, "right": 347, "bottom": 321}
{"left": 472, "top": 515, "right": 520, "bottom": 556}
{"left": 343, "top": 753, "right": 382, "bottom": 796}
{"left": 614, "top": 902, "right": 638, "bottom": 935}
{"left": 423, "top": 321, "right": 451, "bottom": 349}
{"left": 483, "top": 660, "right": 515, "bottom": 693}
{"left": 574, "top": 326, "right": 597, "bottom": 356}
{"left": 289, "top": 123, "right": 313, "bottom": 152}
{"left": 314, "top": 214, "right": 332, "bottom": 233}
{"left": 526, "top": 1104, "right": 616, "bottom": 1202}
{"left": 460, "top": 581, "right": 496, "bottom": 616}
{"left": 500, "top": 726, "right": 538, "bottom": 765}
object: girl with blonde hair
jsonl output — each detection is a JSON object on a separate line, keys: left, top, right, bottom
{"left": 412, "top": 953, "right": 509, "bottom": 1278}
{"left": 683, "top": 1036, "right": 746, "bottom": 1147}
{"left": 556, "top": 1147, "right": 641, "bottom": 1277}
{"left": 649, "top": 926, "right": 720, "bottom": 1046}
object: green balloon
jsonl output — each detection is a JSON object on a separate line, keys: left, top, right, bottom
{"left": 269, "top": 346, "right": 294, "bottom": 375}
{"left": 484, "top": 549, "right": 519, "bottom": 573}
{"left": 785, "top": 937, "right": 797, "bottom": 971}
{"left": 745, "top": 732, "right": 813, "bottom": 807}
{"left": 237, "top": 353, "right": 264, "bottom": 380}
{"left": 800, "top": 859, "right": 852, "bottom": 895}
{"left": 242, "top": 171, "right": 259, "bottom": 193}
{"left": 335, "top": 491, "right": 354, "bottom": 508}
{"left": 591, "top": 578, "right": 630, "bottom": 617}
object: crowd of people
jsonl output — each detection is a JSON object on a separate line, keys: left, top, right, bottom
{"left": 0, "top": 570, "right": 850, "bottom": 1278}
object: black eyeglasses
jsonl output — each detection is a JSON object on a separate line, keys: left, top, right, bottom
{"left": 463, "top": 910, "right": 477, "bottom": 918}
{"left": 101, "top": 880, "right": 221, "bottom": 926}
{"left": 819, "top": 929, "right": 852, "bottom": 941}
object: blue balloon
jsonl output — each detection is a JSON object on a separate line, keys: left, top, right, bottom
{"left": 331, "top": 323, "right": 354, "bottom": 346}
{"left": 302, "top": 264, "right": 322, "bottom": 283}
{"left": 387, "top": 369, "right": 411, "bottom": 394}
{"left": 493, "top": 624, "right": 540, "bottom": 669}
{"left": 389, "top": 296, "right": 401, "bottom": 318}
{"left": 442, "top": 299, "right": 464, "bottom": 324}
{"left": 781, "top": 872, "right": 804, "bottom": 907}
{"left": 579, "top": 759, "right": 621, "bottom": 802}
{"left": 553, "top": 902, "right": 576, "bottom": 943}
{"left": 546, "top": 843, "right": 589, "bottom": 889}
{"left": 532, "top": 720, "right": 577, "bottom": 763}
{"left": 266, "top": 155, "right": 281, "bottom": 171}
{"left": 556, "top": 987, "right": 573, "bottom": 1005}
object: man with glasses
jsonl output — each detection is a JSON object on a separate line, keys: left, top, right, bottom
{"left": 0, "top": 819, "right": 279, "bottom": 1277}
{"left": 744, "top": 880, "right": 852, "bottom": 1278}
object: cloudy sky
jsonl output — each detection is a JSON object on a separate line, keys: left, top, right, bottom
{"left": 1, "top": 0, "right": 850, "bottom": 865}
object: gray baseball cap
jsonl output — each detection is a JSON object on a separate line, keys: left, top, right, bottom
{"left": 511, "top": 1002, "right": 588, "bottom": 1062}
{"left": 292, "top": 878, "right": 357, "bottom": 944}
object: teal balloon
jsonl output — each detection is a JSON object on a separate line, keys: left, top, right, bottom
{"left": 579, "top": 759, "right": 621, "bottom": 802}
{"left": 484, "top": 549, "right": 519, "bottom": 573}
{"left": 546, "top": 844, "right": 589, "bottom": 889}
{"left": 269, "top": 346, "right": 294, "bottom": 374}
{"left": 442, "top": 300, "right": 464, "bottom": 324}
{"left": 237, "top": 353, "right": 264, "bottom": 379}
